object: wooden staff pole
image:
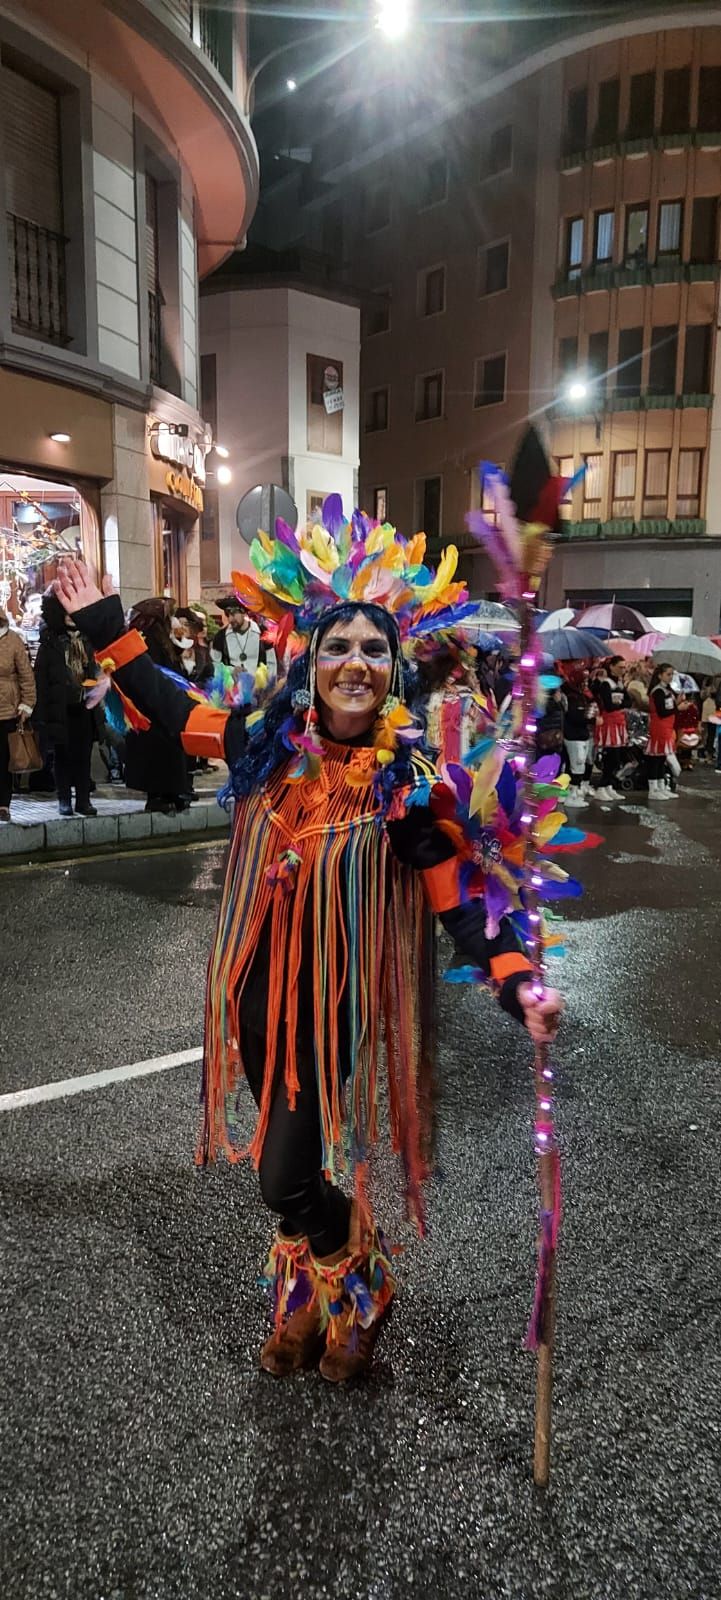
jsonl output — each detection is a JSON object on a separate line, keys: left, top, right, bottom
{"left": 516, "top": 587, "right": 559, "bottom": 1490}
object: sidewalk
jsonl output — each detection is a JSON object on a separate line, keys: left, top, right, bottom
{"left": 0, "top": 772, "right": 229, "bottom": 861}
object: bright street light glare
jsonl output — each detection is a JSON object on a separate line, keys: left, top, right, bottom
{"left": 567, "top": 379, "right": 589, "bottom": 403}
{"left": 216, "top": 465, "right": 233, "bottom": 486}
{"left": 286, "top": 77, "right": 297, "bottom": 92}
{"left": 376, "top": 1, "right": 410, "bottom": 40}
{"left": 214, "top": 443, "right": 230, "bottom": 459}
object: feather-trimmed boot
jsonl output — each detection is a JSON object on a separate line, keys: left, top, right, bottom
{"left": 259, "top": 1231, "right": 325, "bottom": 1376}
{"left": 312, "top": 1209, "right": 395, "bottom": 1384}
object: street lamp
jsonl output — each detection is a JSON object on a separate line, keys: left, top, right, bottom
{"left": 376, "top": 1, "right": 411, "bottom": 39}
{"left": 566, "top": 378, "right": 589, "bottom": 404}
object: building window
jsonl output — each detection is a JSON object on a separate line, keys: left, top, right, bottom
{"left": 419, "top": 264, "right": 446, "bottom": 317}
{"left": 419, "top": 156, "right": 447, "bottom": 210}
{"left": 627, "top": 70, "right": 656, "bottom": 138}
{"left": 364, "top": 287, "right": 391, "bottom": 338}
{"left": 308, "top": 355, "right": 344, "bottom": 452}
{"left": 677, "top": 450, "right": 702, "bottom": 517}
{"left": 583, "top": 454, "right": 603, "bottom": 514}
{"left": 200, "top": 351, "right": 220, "bottom": 584}
{"left": 481, "top": 239, "right": 510, "bottom": 296}
{"left": 588, "top": 329, "right": 609, "bottom": 393}
{"left": 2, "top": 64, "right": 66, "bottom": 346}
{"left": 683, "top": 325, "right": 712, "bottom": 394}
{"left": 483, "top": 123, "right": 512, "bottom": 179}
{"left": 595, "top": 77, "right": 620, "bottom": 144}
{"left": 690, "top": 197, "right": 718, "bottom": 263}
{"left": 145, "top": 175, "right": 162, "bottom": 385}
{"left": 566, "top": 85, "right": 588, "bottom": 151}
{"left": 307, "top": 491, "right": 326, "bottom": 521}
{"left": 564, "top": 216, "right": 584, "bottom": 277}
{"left": 698, "top": 67, "right": 721, "bottom": 135}
{"left": 557, "top": 335, "right": 579, "bottom": 386}
{"left": 365, "top": 184, "right": 391, "bottom": 234}
{"left": 373, "top": 487, "right": 388, "bottom": 522}
{"left": 365, "top": 385, "right": 389, "bottom": 433}
{"left": 593, "top": 210, "right": 615, "bottom": 265}
{"left": 648, "top": 326, "right": 678, "bottom": 395}
{"left": 474, "top": 352, "right": 506, "bottom": 407}
{"left": 612, "top": 451, "right": 636, "bottom": 517}
{"left": 625, "top": 205, "right": 649, "bottom": 264}
{"left": 322, "top": 201, "right": 344, "bottom": 262}
{"left": 658, "top": 201, "right": 682, "bottom": 256}
{"left": 558, "top": 456, "right": 574, "bottom": 521}
{"left": 643, "top": 450, "right": 670, "bottom": 516}
{"left": 415, "top": 370, "right": 444, "bottom": 422}
{"left": 617, "top": 326, "right": 643, "bottom": 396}
{"left": 416, "top": 475, "right": 442, "bottom": 542}
{"left": 661, "top": 66, "right": 690, "bottom": 136}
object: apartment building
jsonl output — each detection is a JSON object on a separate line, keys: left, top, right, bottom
{"left": 253, "top": 7, "right": 721, "bottom": 632}
{"left": 0, "top": 0, "right": 258, "bottom": 611}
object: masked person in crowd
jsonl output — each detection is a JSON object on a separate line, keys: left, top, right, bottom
{"left": 33, "top": 594, "right": 97, "bottom": 818}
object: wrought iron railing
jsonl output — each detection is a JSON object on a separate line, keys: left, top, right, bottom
{"left": 197, "top": 5, "right": 233, "bottom": 86}
{"left": 7, "top": 214, "right": 67, "bottom": 344}
{"left": 148, "top": 287, "right": 162, "bottom": 385}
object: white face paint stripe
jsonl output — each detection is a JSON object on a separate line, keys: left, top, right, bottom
{"left": 0, "top": 1047, "right": 203, "bottom": 1112}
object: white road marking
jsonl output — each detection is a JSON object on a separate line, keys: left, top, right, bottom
{"left": 0, "top": 1047, "right": 203, "bottom": 1112}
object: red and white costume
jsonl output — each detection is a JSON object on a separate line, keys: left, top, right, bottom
{"left": 595, "top": 676, "right": 629, "bottom": 749}
{"left": 647, "top": 685, "right": 676, "bottom": 757}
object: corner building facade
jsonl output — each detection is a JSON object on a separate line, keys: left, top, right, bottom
{"left": 0, "top": 0, "right": 258, "bottom": 610}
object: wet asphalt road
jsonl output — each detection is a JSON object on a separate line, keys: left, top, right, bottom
{"left": 1, "top": 775, "right": 720, "bottom": 1600}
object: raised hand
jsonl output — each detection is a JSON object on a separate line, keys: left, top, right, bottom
{"left": 53, "top": 559, "right": 115, "bottom": 617}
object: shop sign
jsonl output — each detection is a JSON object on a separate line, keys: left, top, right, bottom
{"left": 165, "top": 467, "right": 204, "bottom": 512}
{"left": 151, "top": 423, "right": 206, "bottom": 484}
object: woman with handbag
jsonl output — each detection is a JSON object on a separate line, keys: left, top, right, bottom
{"left": 0, "top": 607, "right": 36, "bottom": 822}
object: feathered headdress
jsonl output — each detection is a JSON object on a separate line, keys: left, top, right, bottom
{"left": 227, "top": 493, "right": 477, "bottom": 647}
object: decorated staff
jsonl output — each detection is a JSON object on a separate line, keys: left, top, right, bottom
{"left": 467, "top": 428, "right": 595, "bottom": 1488}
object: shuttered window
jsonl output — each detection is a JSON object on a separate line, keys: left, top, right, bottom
{"left": 163, "top": 0, "right": 193, "bottom": 34}
{"left": 145, "top": 175, "right": 159, "bottom": 287}
{"left": 1, "top": 65, "right": 62, "bottom": 231}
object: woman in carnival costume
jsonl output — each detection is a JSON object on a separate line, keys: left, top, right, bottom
{"left": 54, "top": 493, "right": 564, "bottom": 1384}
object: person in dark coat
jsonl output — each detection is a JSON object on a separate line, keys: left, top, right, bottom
{"left": 123, "top": 597, "right": 192, "bottom": 814}
{"left": 33, "top": 593, "right": 97, "bottom": 817}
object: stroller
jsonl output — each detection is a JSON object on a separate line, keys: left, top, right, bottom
{"left": 616, "top": 710, "right": 651, "bottom": 793}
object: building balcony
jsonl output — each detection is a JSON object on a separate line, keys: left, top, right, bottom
{"left": 12, "top": 0, "right": 259, "bottom": 275}
{"left": 553, "top": 260, "right": 721, "bottom": 299}
{"left": 555, "top": 391, "right": 713, "bottom": 419}
{"left": 560, "top": 127, "right": 721, "bottom": 173}
{"left": 7, "top": 214, "right": 67, "bottom": 346}
{"left": 558, "top": 518, "right": 707, "bottom": 542}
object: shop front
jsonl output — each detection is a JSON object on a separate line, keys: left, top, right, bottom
{"left": 147, "top": 418, "right": 208, "bottom": 605}
{"left": 0, "top": 368, "right": 113, "bottom": 632}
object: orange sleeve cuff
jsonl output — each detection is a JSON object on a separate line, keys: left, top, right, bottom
{"left": 180, "top": 701, "right": 230, "bottom": 760}
{"left": 489, "top": 952, "right": 533, "bottom": 983}
{"left": 96, "top": 629, "right": 147, "bottom": 672}
{"left": 421, "top": 858, "right": 462, "bottom": 913}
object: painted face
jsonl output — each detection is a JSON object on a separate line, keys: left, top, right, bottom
{"left": 315, "top": 613, "right": 393, "bottom": 725}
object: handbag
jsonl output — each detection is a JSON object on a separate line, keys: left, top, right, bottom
{"left": 8, "top": 726, "right": 44, "bottom": 773}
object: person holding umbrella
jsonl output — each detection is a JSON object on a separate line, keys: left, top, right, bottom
{"left": 646, "top": 664, "right": 677, "bottom": 801}
{"left": 593, "top": 656, "right": 630, "bottom": 801}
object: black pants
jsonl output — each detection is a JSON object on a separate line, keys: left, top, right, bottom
{"left": 600, "top": 746, "right": 624, "bottom": 787}
{"left": 0, "top": 717, "right": 16, "bottom": 809}
{"left": 241, "top": 1020, "right": 351, "bottom": 1258}
{"left": 54, "top": 710, "right": 93, "bottom": 809}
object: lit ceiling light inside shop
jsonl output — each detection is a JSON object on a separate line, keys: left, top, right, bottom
{"left": 50, "top": 432, "right": 71, "bottom": 443}
{"left": 216, "top": 465, "right": 233, "bottom": 485}
{"left": 214, "top": 444, "right": 230, "bottom": 459}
